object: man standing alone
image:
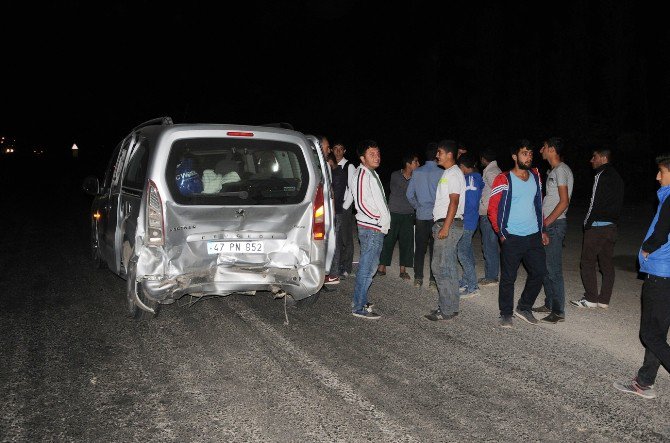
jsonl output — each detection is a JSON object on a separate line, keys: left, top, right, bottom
{"left": 350, "top": 140, "right": 390, "bottom": 319}
{"left": 533, "top": 137, "right": 573, "bottom": 323}
{"left": 424, "top": 140, "right": 466, "bottom": 321}
{"left": 488, "top": 140, "right": 548, "bottom": 328}
{"left": 571, "top": 148, "right": 624, "bottom": 309}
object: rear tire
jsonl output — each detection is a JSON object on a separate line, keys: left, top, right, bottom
{"left": 126, "top": 260, "right": 160, "bottom": 320}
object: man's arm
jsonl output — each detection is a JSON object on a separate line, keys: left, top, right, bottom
{"left": 437, "top": 194, "right": 460, "bottom": 239}
{"left": 544, "top": 185, "right": 570, "bottom": 226}
{"left": 642, "top": 198, "right": 670, "bottom": 257}
{"left": 406, "top": 176, "right": 419, "bottom": 209}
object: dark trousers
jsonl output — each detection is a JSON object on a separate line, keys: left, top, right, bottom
{"left": 637, "top": 275, "right": 670, "bottom": 386}
{"left": 414, "top": 219, "right": 435, "bottom": 281}
{"left": 580, "top": 225, "right": 617, "bottom": 304}
{"left": 329, "top": 208, "right": 355, "bottom": 276}
{"left": 380, "top": 212, "right": 415, "bottom": 267}
{"left": 499, "top": 233, "right": 547, "bottom": 316}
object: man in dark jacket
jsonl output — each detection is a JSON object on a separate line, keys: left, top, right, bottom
{"left": 570, "top": 148, "right": 624, "bottom": 309}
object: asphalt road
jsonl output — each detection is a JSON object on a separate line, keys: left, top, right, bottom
{"left": 1, "top": 161, "right": 669, "bottom": 442}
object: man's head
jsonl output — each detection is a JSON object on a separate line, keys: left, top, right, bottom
{"left": 425, "top": 142, "right": 438, "bottom": 162}
{"left": 318, "top": 135, "right": 330, "bottom": 156}
{"left": 480, "top": 148, "right": 496, "bottom": 167}
{"left": 332, "top": 142, "right": 346, "bottom": 163}
{"left": 435, "top": 139, "right": 458, "bottom": 168}
{"left": 656, "top": 154, "right": 670, "bottom": 187}
{"left": 457, "top": 152, "right": 477, "bottom": 174}
{"left": 511, "top": 139, "right": 533, "bottom": 170}
{"left": 590, "top": 148, "right": 611, "bottom": 169}
{"left": 457, "top": 143, "right": 468, "bottom": 159}
{"left": 540, "top": 137, "right": 563, "bottom": 162}
{"left": 357, "top": 139, "right": 381, "bottom": 170}
{"left": 402, "top": 152, "right": 420, "bottom": 172}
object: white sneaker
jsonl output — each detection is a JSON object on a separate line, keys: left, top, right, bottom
{"left": 598, "top": 303, "right": 609, "bottom": 309}
{"left": 570, "top": 298, "right": 598, "bottom": 308}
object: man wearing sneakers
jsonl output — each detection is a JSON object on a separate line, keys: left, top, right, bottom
{"left": 571, "top": 147, "right": 624, "bottom": 309}
{"left": 488, "top": 140, "right": 549, "bottom": 328}
{"left": 424, "top": 140, "right": 466, "bottom": 321}
{"left": 614, "top": 154, "right": 670, "bottom": 399}
{"left": 533, "top": 137, "right": 573, "bottom": 324}
{"left": 350, "top": 140, "right": 390, "bottom": 319}
{"left": 325, "top": 142, "right": 357, "bottom": 285}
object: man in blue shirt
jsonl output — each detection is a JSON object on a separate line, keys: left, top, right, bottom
{"left": 457, "top": 153, "right": 484, "bottom": 298}
{"left": 614, "top": 154, "right": 670, "bottom": 399}
{"left": 406, "top": 143, "right": 444, "bottom": 289}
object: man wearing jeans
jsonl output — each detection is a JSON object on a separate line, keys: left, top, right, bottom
{"left": 614, "top": 154, "right": 670, "bottom": 399}
{"left": 571, "top": 148, "right": 624, "bottom": 309}
{"left": 533, "top": 137, "right": 573, "bottom": 323}
{"left": 424, "top": 140, "right": 466, "bottom": 321}
{"left": 488, "top": 140, "right": 549, "bottom": 328}
{"left": 478, "top": 148, "right": 502, "bottom": 286}
{"left": 406, "top": 143, "right": 444, "bottom": 289}
{"left": 349, "top": 140, "right": 390, "bottom": 319}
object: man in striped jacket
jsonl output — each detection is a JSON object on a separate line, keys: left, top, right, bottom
{"left": 349, "top": 140, "right": 391, "bottom": 319}
{"left": 488, "top": 140, "right": 549, "bottom": 328}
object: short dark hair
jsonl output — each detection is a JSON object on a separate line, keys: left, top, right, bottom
{"left": 545, "top": 137, "right": 564, "bottom": 157}
{"left": 656, "top": 154, "right": 670, "bottom": 170}
{"left": 593, "top": 147, "right": 612, "bottom": 160}
{"left": 425, "top": 142, "right": 438, "bottom": 161}
{"left": 357, "top": 139, "right": 379, "bottom": 157}
{"left": 437, "top": 139, "right": 458, "bottom": 158}
{"left": 511, "top": 139, "right": 532, "bottom": 156}
{"left": 480, "top": 148, "right": 497, "bottom": 162}
{"left": 457, "top": 152, "right": 477, "bottom": 169}
{"left": 402, "top": 152, "right": 419, "bottom": 168}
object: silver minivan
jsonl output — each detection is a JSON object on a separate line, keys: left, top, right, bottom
{"left": 83, "top": 117, "right": 335, "bottom": 319}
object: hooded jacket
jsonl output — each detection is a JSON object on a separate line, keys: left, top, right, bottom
{"left": 639, "top": 185, "right": 670, "bottom": 277}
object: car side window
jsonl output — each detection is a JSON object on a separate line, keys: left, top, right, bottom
{"left": 102, "top": 142, "right": 123, "bottom": 191}
{"left": 110, "top": 137, "right": 133, "bottom": 193}
{"left": 123, "top": 139, "right": 149, "bottom": 191}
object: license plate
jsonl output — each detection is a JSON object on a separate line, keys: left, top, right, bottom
{"left": 207, "top": 241, "right": 264, "bottom": 254}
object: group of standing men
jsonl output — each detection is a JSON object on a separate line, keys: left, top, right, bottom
{"left": 320, "top": 135, "right": 670, "bottom": 401}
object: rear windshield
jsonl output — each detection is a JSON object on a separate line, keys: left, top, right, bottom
{"left": 166, "top": 137, "right": 309, "bottom": 205}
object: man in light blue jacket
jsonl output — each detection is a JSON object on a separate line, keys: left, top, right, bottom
{"left": 614, "top": 154, "right": 670, "bottom": 399}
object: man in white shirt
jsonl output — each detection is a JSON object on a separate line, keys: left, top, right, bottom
{"left": 425, "top": 140, "right": 466, "bottom": 321}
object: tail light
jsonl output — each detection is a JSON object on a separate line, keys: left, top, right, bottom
{"left": 146, "top": 180, "right": 165, "bottom": 246}
{"left": 312, "top": 182, "right": 325, "bottom": 240}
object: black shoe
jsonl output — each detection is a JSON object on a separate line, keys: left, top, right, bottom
{"left": 532, "top": 305, "right": 551, "bottom": 313}
{"left": 540, "top": 312, "right": 565, "bottom": 324}
{"left": 424, "top": 310, "right": 458, "bottom": 321}
{"left": 514, "top": 308, "right": 539, "bottom": 325}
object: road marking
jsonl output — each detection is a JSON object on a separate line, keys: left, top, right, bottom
{"left": 234, "top": 304, "right": 417, "bottom": 442}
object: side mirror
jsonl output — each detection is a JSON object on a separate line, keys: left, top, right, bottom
{"left": 83, "top": 176, "right": 100, "bottom": 195}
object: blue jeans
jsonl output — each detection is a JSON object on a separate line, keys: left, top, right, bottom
{"left": 458, "top": 229, "right": 478, "bottom": 291}
{"left": 352, "top": 226, "right": 385, "bottom": 314}
{"left": 479, "top": 215, "right": 500, "bottom": 280}
{"left": 499, "top": 233, "right": 546, "bottom": 316}
{"left": 542, "top": 218, "right": 567, "bottom": 316}
{"left": 431, "top": 221, "right": 463, "bottom": 315}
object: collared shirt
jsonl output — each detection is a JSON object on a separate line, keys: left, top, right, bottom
{"left": 406, "top": 161, "right": 444, "bottom": 220}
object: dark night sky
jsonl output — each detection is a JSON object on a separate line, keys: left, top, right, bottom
{"left": 2, "top": 1, "right": 669, "bottom": 200}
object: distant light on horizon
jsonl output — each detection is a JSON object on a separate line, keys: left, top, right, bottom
{"left": 72, "top": 143, "right": 79, "bottom": 158}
